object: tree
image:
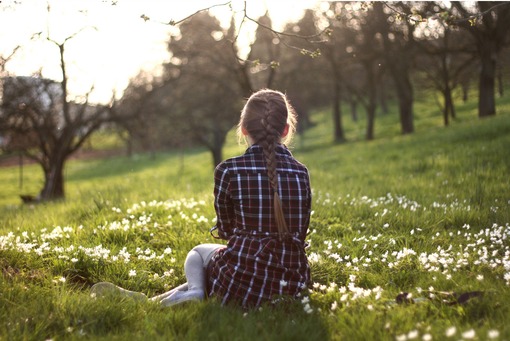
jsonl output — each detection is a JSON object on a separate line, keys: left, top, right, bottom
{"left": 374, "top": 2, "right": 419, "bottom": 135}
{"left": 358, "top": 9, "right": 384, "bottom": 141}
{"left": 331, "top": 2, "right": 386, "bottom": 141}
{"left": 276, "top": 9, "right": 328, "bottom": 136}
{"left": 248, "top": 12, "right": 281, "bottom": 90}
{"left": 142, "top": 2, "right": 331, "bottom": 145}
{"left": 415, "top": 24, "right": 476, "bottom": 126}
{"left": 449, "top": 1, "right": 510, "bottom": 117}
{"left": 0, "top": 31, "right": 112, "bottom": 201}
{"left": 315, "top": 5, "right": 350, "bottom": 142}
{"left": 113, "top": 71, "right": 175, "bottom": 157}
{"left": 162, "top": 12, "right": 245, "bottom": 166}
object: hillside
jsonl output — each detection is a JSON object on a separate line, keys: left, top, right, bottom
{"left": 0, "top": 95, "right": 509, "bottom": 340}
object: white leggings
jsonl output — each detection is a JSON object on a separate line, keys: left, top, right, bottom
{"left": 151, "top": 243, "right": 225, "bottom": 305}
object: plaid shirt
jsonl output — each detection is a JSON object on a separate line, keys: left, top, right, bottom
{"left": 207, "top": 144, "right": 312, "bottom": 307}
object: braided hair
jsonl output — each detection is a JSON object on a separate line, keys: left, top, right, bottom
{"left": 237, "top": 89, "right": 297, "bottom": 239}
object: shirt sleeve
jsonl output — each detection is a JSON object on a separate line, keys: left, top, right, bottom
{"left": 306, "top": 168, "right": 312, "bottom": 215}
{"left": 303, "top": 168, "right": 312, "bottom": 238}
{"left": 214, "top": 162, "right": 235, "bottom": 240}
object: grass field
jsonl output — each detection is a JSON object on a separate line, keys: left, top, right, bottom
{"left": 0, "top": 93, "right": 509, "bottom": 340}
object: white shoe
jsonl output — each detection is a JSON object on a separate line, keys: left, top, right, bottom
{"left": 90, "top": 282, "right": 147, "bottom": 302}
{"left": 160, "top": 289, "right": 204, "bottom": 307}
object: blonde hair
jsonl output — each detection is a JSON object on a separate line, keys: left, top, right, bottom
{"left": 236, "top": 89, "right": 298, "bottom": 239}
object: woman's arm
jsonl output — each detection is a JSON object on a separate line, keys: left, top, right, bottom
{"left": 213, "top": 162, "right": 235, "bottom": 240}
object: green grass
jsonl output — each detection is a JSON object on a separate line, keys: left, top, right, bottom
{"left": 0, "top": 94, "right": 509, "bottom": 340}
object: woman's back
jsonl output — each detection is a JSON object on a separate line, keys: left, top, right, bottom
{"left": 213, "top": 144, "right": 311, "bottom": 241}
{"left": 208, "top": 143, "right": 311, "bottom": 307}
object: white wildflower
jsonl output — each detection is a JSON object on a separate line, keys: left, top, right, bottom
{"left": 407, "top": 330, "right": 418, "bottom": 339}
{"left": 303, "top": 303, "right": 313, "bottom": 314}
{"left": 461, "top": 329, "right": 475, "bottom": 339}
{"left": 445, "top": 326, "right": 456, "bottom": 337}
{"left": 487, "top": 330, "right": 500, "bottom": 339}
{"left": 395, "top": 334, "right": 407, "bottom": 341}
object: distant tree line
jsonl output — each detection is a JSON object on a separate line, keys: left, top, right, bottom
{"left": 1, "top": 1, "right": 509, "bottom": 201}
{"left": 118, "top": 1, "right": 509, "bottom": 155}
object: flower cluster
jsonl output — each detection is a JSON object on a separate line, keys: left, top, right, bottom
{"left": 309, "top": 193, "right": 510, "bottom": 286}
{"left": 393, "top": 325, "right": 501, "bottom": 340}
{"left": 0, "top": 198, "right": 214, "bottom": 271}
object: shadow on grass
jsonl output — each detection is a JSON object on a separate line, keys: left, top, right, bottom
{"left": 192, "top": 300, "right": 330, "bottom": 341}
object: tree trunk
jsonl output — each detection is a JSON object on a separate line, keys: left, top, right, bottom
{"left": 462, "top": 80, "right": 469, "bottom": 103}
{"left": 350, "top": 98, "right": 358, "bottom": 122}
{"left": 332, "top": 77, "right": 345, "bottom": 142}
{"left": 448, "top": 87, "right": 456, "bottom": 119}
{"left": 441, "top": 27, "right": 454, "bottom": 126}
{"left": 210, "top": 130, "right": 226, "bottom": 167}
{"left": 384, "top": 50, "right": 414, "bottom": 134}
{"left": 39, "top": 156, "right": 65, "bottom": 200}
{"left": 394, "top": 74, "right": 414, "bottom": 134}
{"left": 442, "top": 75, "right": 456, "bottom": 124}
{"left": 478, "top": 43, "right": 497, "bottom": 117}
{"left": 443, "top": 89, "right": 450, "bottom": 126}
{"left": 378, "top": 84, "right": 388, "bottom": 115}
{"left": 497, "top": 66, "right": 504, "bottom": 97}
{"left": 365, "top": 103, "right": 376, "bottom": 140}
{"left": 211, "top": 145, "right": 223, "bottom": 168}
{"left": 365, "top": 62, "right": 377, "bottom": 140}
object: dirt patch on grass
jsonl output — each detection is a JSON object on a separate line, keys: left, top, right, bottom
{"left": 0, "top": 148, "right": 126, "bottom": 168}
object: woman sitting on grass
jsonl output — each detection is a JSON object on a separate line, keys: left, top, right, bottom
{"left": 92, "top": 89, "right": 312, "bottom": 308}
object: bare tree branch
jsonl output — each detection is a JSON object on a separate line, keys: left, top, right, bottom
{"left": 141, "top": 1, "right": 232, "bottom": 25}
{"left": 0, "top": 45, "right": 21, "bottom": 73}
{"left": 450, "top": 2, "right": 510, "bottom": 25}
{"left": 143, "top": 1, "right": 328, "bottom": 59}
{"left": 382, "top": 1, "right": 510, "bottom": 27}
{"left": 242, "top": 2, "right": 328, "bottom": 40}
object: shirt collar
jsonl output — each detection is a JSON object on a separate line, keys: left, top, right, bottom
{"left": 244, "top": 144, "right": 292, "bottom": 156}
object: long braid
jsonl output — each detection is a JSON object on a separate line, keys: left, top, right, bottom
{"left": 238, "top": 89, "right": 297, "bottom": 239}
{"left": 260, "top": 98, "right": 290, "bottom": 240}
